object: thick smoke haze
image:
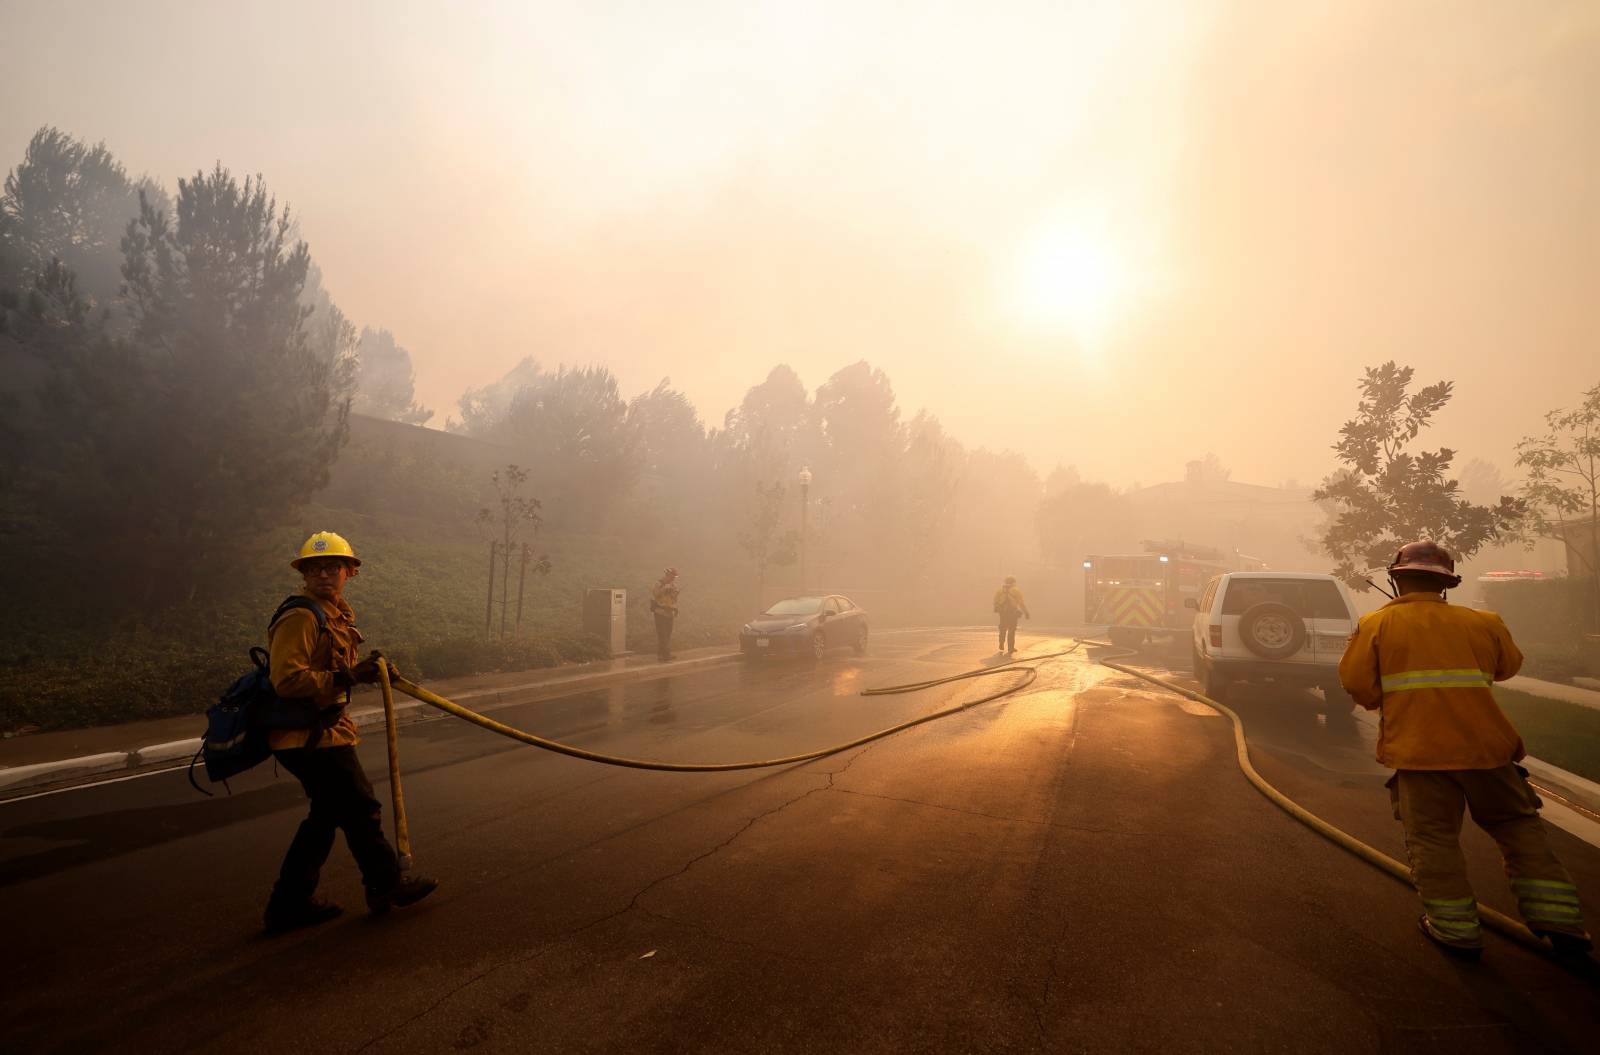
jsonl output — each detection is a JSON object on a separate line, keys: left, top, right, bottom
{"left": 2, "top": 0, "right": 1596, "bottom": 486}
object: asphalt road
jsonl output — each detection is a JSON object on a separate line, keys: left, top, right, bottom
{"left": 3, "top": 630, "right": 1598, "bottom": 1053}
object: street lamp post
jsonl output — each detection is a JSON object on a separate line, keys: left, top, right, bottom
{"left": 798, "top": 466, "right": 812, "bottom": 592}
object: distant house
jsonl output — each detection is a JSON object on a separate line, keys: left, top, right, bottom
{"left": 345, "top": 412, "right": 510, "bottom": 473}
{"left": 314, "top": 413, "right": 514, "bottom": 515}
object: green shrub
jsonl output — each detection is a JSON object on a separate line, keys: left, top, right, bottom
{"left": 0, "top": 629, "right": 615, "bottom": 733}
{"left": 1520, "top": 641, "right": 1600, "bottom": 683}
{"left": 0, "top": 501, "right": 749, "bottom": 733}
{"left": 410, "top": 632, "right": 607, "bottom": 680}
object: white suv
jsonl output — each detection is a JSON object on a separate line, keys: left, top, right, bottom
{"left": 1186, "top": 571, "right": 1358, "bottom": 705}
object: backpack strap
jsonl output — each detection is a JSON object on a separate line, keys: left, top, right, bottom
{"left": 269, "top": 595, "right": 328, "bottom": 638}
{"left": 187, "top": 742, "right": 214, "bottom": 798}
{"left": 269, "top": 596, "right": 352, "bottom": 747}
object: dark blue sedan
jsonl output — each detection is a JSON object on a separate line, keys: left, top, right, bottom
{"left": 739, "top": 595, "right": 869, "bottom": 660}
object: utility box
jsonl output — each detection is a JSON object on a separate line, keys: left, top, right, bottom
{"left": 583, "top": 587, "right": 628, "bottom": 657}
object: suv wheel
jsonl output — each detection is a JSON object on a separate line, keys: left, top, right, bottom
{"left": 1202, "top": 665, "right": 1231, "bottom": 702}
{"left": 1237, "top": 602, "right": 1306, "bottom": 660}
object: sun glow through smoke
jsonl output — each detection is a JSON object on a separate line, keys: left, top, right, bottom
{"left": 1008, "top": 215, "right": 1130, "bottom": 364}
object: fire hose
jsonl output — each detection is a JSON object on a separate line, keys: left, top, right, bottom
{"left": 1091, "top": 645, "right": 1562, "bottom": 958}
{"left": 372, "top": 639, "right": 1572, "bottom": 960}
{"left": 370, "top": 644, "right": 1082, "bottom": 870}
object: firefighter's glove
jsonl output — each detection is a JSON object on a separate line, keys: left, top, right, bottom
{"left": 349, "top": 658, "right": 385, "bottom": 685}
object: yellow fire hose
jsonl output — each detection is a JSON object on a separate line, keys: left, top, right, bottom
{"left": 370, "top": 637, "right": 1571, "bottom": 960}
{"left": 385, "top": 644, "right": 1082, "bottom": 774}
{"left": 1091, "top": 646, "right": 1560, "bottom": 958}
{"left": 375, "top": 657, "right": 412, "bottom": 871}
{"left": 368, "top": 644, "right": 1083, "bottom": 870}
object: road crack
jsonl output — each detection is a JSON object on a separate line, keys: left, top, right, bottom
{"left": 826, "top": 787, "right": 1163, "bottom": 839}
{"left": 350, "top": 749, "right": 873, "bottom": 1053}
{"left": 623, "top": 745, "right": 875, "bottom": 912}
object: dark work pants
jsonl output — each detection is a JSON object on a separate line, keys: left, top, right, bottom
{"left": 272, "top": 746, "right": 400, "bottom": 904}
{"left": 999, "top": 617, "right": 1018, "bottom": 652}
{"left": 1390, "top": 764, "right": 1588, "bottom": 944}
{"left": 655, "top": 612, "right": 675, "bottom": 660}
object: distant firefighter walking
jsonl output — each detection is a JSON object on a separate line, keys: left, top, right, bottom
{"left": 993, "top": 576, "right": 1031, "bottom": 654}
{"left": 650, "top": 567, "right": 681, "bottom": 661}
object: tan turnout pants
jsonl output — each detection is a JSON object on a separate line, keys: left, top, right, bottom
{"left": 1388, "top": 764, "right": 1588, "bottom": 947}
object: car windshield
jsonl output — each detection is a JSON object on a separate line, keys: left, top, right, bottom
{"left": 763, "top": 597, "right": 823, "bottom": 617}
{"left": 1221, "top": 578, "right": 1348, "bottom": 619}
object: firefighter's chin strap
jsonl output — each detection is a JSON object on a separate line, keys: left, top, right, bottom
{"left": 1089, "top": 644, "right": 1565, "bottom": 960}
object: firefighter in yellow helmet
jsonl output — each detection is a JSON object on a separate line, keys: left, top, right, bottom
{"left": 263, "top": 532, "right": 438, "bottom": 934}
{"left": 992, "top": 576, "right": 1030, "bottom": 654}
{"left": 1339, "top": 541, "right": 1591, "bottom": 960}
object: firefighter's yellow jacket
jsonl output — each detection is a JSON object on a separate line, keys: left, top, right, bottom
{"left": 993, "top": 586, "right": 1029, "bottom": 619}
{"left": 650, "top": 580, "right": 679, "bottom": 615}
{"left": 1338, "top": 592, "right": 1525, "bottom": 770}
{"left": 267, "top": 591, "right": 362, "bottom": 750}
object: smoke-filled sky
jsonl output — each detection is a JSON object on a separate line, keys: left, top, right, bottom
{"left": 4, "top": 1, "right": 1597, "bottom": 488}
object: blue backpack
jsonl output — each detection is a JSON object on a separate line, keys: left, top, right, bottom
{"left": 188, "top": 596, "right": 342, "bottom": 795}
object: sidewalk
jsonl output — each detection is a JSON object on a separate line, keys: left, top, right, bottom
{"left": 1346, "top": 705, "right": 1600, "bottom": 846}
{"left": 1503, "top": 675, "right": 1600, "bottom": 712}
{"left": 0, "top": 645, "right": 740, "bottom": 794}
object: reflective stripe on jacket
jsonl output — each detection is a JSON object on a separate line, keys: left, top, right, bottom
{"left": 651, "top": 582, "right": 679, "bottom": 615}
{"left": 267, "top": 592, "right": 362, "bottom": 750}
{"left": 1337, "top": 592, "right": 1524, "bottom": 770}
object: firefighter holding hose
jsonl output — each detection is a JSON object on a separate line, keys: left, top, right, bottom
{"left": 262, "top": 532, "right": 438, "bottom": 935}
{"left": 1339, "top": 540, "right": 1591, "bottom": 959}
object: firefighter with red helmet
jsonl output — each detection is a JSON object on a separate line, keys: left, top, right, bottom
{"left": 1339, "top": 540, "right": 1591, "bottom": 959}
{"left": 650, "top": 567, "right": 681, "bottom": 662}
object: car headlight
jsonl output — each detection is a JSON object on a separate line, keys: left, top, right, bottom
{"left": 742, "top": 624, "right": 753, "bottom": 634}
{"left": 789, "top": 623, "right": 810, "bottom": 631}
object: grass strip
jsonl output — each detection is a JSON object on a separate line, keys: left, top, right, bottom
{"left": 1495, "top": 688, "right": 1600, "bottom": 785}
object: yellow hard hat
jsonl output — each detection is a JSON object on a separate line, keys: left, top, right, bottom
{"left": 291, "top": 531, "right": 361, "bottom": 570}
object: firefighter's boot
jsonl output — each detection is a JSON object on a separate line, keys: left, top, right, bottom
{"left": 1417, "top": 915, "right": 1481, "bottom": 960}
{"left": 1536, "top": 930, "right": 1594, "bottom": 959}
{"left": 367, "top": 873, "right": 439, "bottom": 916}
{"left": 263, "top": 895, "right": 343, "bottom": 935}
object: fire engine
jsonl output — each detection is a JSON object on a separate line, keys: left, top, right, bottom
{"left": 1083, "top": 540, "right": 1264, "bottom": 648}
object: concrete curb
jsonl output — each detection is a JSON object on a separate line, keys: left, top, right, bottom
{"left": 1521, "top": 756, "right": 1600, "bottom": 815}
{"left": 0, "top": 652, "right": 741, "bottom": 795}
{"left": 1348, "top": 707, "right": 1600, "bottom": 817}
{"left": 132, "top": 740, "right": 203, "bottom": 765}
{"left": 1502, "top": 676, "right": 1600, "bottom": 712}
{"left": 0, "top": 752, "right": 131, "bottom": 791}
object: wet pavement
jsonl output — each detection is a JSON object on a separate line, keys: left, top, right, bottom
{"left": 3, "top": 630, "right": 1598, "bottom": 1053}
